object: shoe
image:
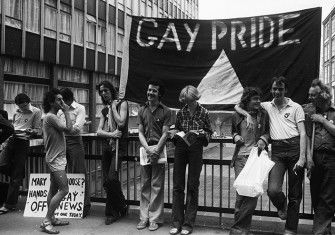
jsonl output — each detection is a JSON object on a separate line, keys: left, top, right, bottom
{"left": 0, "top": 206, "right": 14, "bottom": 215}
{"left": 278, "top": 202, "right": 287, "bottom": 220}
{"left": 51, "top": 218, "right": 69, "bottom": 226}
{"left": 137, "top": 220, "right": 148, "bottom": 230}
{"left": 105, "top": 215, "right": 118, "bottom": 225}
{"left": 40, "top": 220, "right": 59, "bottom": 234}
{"left": 181, "top": 228, "right": 192, "bottom": 235}
{"left": 169, "top": 227, "right": 181, "bottom": 235}
{"left": 119, "top": 206, "right": 128, "bottom": 218}
{"left": 283, "top": 229, "right": 297, "bottom": 235}
{"left": 148, "top": 222, "right": 159, "bottom": 231}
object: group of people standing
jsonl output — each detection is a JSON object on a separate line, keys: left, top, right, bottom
{"left": 232, "top": 77, "right": 335, "bottom": 235}
{"left": 0, "top": 76, "right": 334, "bottom": 235}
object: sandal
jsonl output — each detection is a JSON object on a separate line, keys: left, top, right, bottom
{"left": 40, "top": 220, "right": 59, "bottom": 234}
{"left": 52, "top": 218, "right": 69, "bottom": 226}
{"left": 181, "top": 229, "right": 192, "bottom": 235}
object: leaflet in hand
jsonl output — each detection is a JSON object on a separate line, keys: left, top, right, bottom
{"left": 175, "top": 130, "right": 203, "bottom": 146}
{"left": 140, "top": 145, "right": 167, "bottom": 166}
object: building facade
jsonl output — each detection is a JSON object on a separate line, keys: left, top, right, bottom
{"left": 322, "top": 6, "right": 335, "bottom": 98}
{"left": 0, "top": 0, "right": 198, "bottom": 131}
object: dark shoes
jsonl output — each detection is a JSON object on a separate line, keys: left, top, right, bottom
{"left": 105, "top": 215, "right": 118, "bottom": 225}
{"left": 278, "top": 202, "right": 288, "bottom": 220}
{"left": 82, "top": 205, "right": 91, "bottom": 218}
{"left": 119, "top": 206, "right": 128, "bottom": 218}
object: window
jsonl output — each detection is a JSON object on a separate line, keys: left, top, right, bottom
{"left": 73, "top": 9, "right": 84, "bottom": 45}
{"left": 44, "top": 0, "right": 57, "bottom": 38}
{"left": 140, "top": 0, "right": 145, "bottom": 16}
{"left": 117, "top": 29, "right": 124, "bottom": 54}
{"left": 107, "top": 24, "right": 116, "bottom": 55}
{"left": 86, "top": 15, "right": 96, "bottom": 49}
{"left": 97, "top": 20, "right": 106, "bottom": 52}
{"left": 60, "top": 3, "right": 71, "bottom": 42}
{"left": 5, "top": 0, "right": 22, "bottom": 29}
{"left": 332, "top": 60, "right": 335, "bottom": 81}
{"left": 325, "top": 64, "right": 329, "bottom": 84}
{"left": 25, "top": 0, "right": 40, "bottom": 33}
{"left": 332, "top": 17, "right": 335, "bottom": 36}
{"left": 324, "top": 22, "right": 330, "bottom": 40}
{"left": 58, "top": 67, "right": 89, "bottom": 83}
{"left": 147, "top": 5, "right": 152, "bottom": 17}
{"left": 4, "top": 57, "right": 50, "bottom": 78}
{"left": 332, "top": 37, "right": 335, "bottom": 57}
{"left": 325, "top": 43, "right": 330, "bottom": 61}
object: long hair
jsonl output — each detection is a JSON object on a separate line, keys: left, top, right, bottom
{"left": 43, "top": 88, "right": 61, "bottom": 113}
{"left": 96, "top": 80, "right": 117, "bottom": 105}
{"left": 239, "top": 87, "right": 262, "bottom": 110}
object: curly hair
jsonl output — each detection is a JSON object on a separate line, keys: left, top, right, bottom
{"left": 271, "top": 76, "right": 288, "bottom": 90}
{"left": 43, "top": 88, "right": 61, "bottom": 113}
{"left": 14, "top": 93, "right": 31, "bottom": 105}
{"left": 239, "top": 87, "right": 262, "bottom": 109}
{"left": 96, "top": 80, "right": 117, "bottom": 105}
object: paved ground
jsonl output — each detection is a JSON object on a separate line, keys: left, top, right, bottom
{"left": 0, "top": 197, "right": 327, "bottom": 235}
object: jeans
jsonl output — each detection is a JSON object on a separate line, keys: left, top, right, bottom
{"left": 101, "top": 140, "right": 127, "bottom": 217}
{"left": 3, "top": 137, "right": 29, "bottom": 209}
{"left": 310, "top": 151, "right": 335, "bottom": 235}
{"left": 172, "top": 139, "right": 203, "bottom": 230}
{"left": 231, "top": 155, "right": 258, "bottom": 233}
{"left": 65, "top": 136, "right": 91, "bottom": 209}
{"left": 267, "top": 137, "right": 303, "bottom": 234}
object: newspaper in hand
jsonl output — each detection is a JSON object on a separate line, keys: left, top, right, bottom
{"left": 174, "top": 130, "right": 204, "bottom": 146}
{"left": 140, "top": 145, "right": 167, "bottom": 165}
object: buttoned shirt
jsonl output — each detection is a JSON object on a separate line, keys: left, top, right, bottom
{"left": 138, "top": 102, "right": 172, "bottom": 144}
{"left": 58, "top": 101, "right": 86, "bottom": 136}
{"left": 13, "top": 104, "right": 42, "bottom": 138}
{"left": 175, "top": 103, "right": 212, "bottom": 143}
{"left": 261, "top": 98, "right": 305, "bottom": 140}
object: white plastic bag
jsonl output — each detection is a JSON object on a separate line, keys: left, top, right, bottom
{"left": 233, "top": 147, "right": 275, "bottom": 197}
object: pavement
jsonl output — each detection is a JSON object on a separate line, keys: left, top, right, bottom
{"left": 0, "top": 196, "right": 326, "bottom": 235}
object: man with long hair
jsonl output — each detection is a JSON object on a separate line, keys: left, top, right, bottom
{"left": 96, "top": 81, "right": 128, "bottom": 225}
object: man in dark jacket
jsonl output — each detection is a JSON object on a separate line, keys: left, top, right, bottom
{"left": 230, "top": 87, "right": 270, "bottom": 234}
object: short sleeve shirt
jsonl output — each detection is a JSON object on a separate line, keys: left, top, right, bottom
{"left": 261, "top": 98, "right": 305, "bottom": 140}
{"left": 43, "top": 113, "right": 67, "bottom": 172}
{"left": 137, "top": 102, "right": 172, "bottom": 143}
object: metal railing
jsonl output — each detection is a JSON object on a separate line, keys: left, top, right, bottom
{"left": 1, "top": 135, "right": 314, "bottom": 225}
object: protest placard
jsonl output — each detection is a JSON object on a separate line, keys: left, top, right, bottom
{"left": 24, "top": 173, "right": 85, "bottom": 218}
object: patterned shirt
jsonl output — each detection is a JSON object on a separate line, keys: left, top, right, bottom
{"left": 175, "top": 103, "right": 212, "bottom": 144}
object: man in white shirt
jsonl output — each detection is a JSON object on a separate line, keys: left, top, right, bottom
{"left": 58, "top": 88, "right": 90, "bottom": 217}
{"left": 235, "top": 77, "right": 306, "bottom": 235}
{"left": 0, "top": 93, "right": 42, "bottom": 215}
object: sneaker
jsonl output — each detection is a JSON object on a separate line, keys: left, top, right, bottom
{"left": 137, "top": 220, "right": 148, "bottom": 230}
{"left": 169, "top": 227, "right": 181, "bottom": 235}
{"left": 148, "top": 222, "right": 159, "bottom": 231}
{"left": 278, "top": 201, "right": 287, "bottom": 220}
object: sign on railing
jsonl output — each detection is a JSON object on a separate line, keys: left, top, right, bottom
{"left": 23, "top": 173, "right": 85, "bottom": 218}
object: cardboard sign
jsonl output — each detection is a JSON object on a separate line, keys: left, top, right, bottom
{"left": 24, "top": 173, "right": 85, "bottom": 218}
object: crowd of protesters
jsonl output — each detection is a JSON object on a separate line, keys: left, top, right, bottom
{"left": 0, "top": 77, "right": 334, "bottom": 235}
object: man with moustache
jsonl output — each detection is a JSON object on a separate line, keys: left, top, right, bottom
{"left": 304, "top": 81, "right": 335, "bottom": 235}
{"left": 235, "top": 76, "right": 306, "bottom": 235}
{"left": 136, "top": 80, "right": 172, "bottom": 231}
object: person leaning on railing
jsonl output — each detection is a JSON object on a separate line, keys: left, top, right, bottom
{"left": 96, "top": 80, "right": 129, "bottom": 225}
{"left": 230, "top": 87, "right": 269, "bottom": 234}
{"left": 168, "top": 85, "right": 212, "bottom": 235}
{"left": 0, "top": 93, "right": 42, "bottom": 216}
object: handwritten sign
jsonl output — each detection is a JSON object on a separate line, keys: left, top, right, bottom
{"left": 24, "top": 173, "right": 85, "bottom": 218}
